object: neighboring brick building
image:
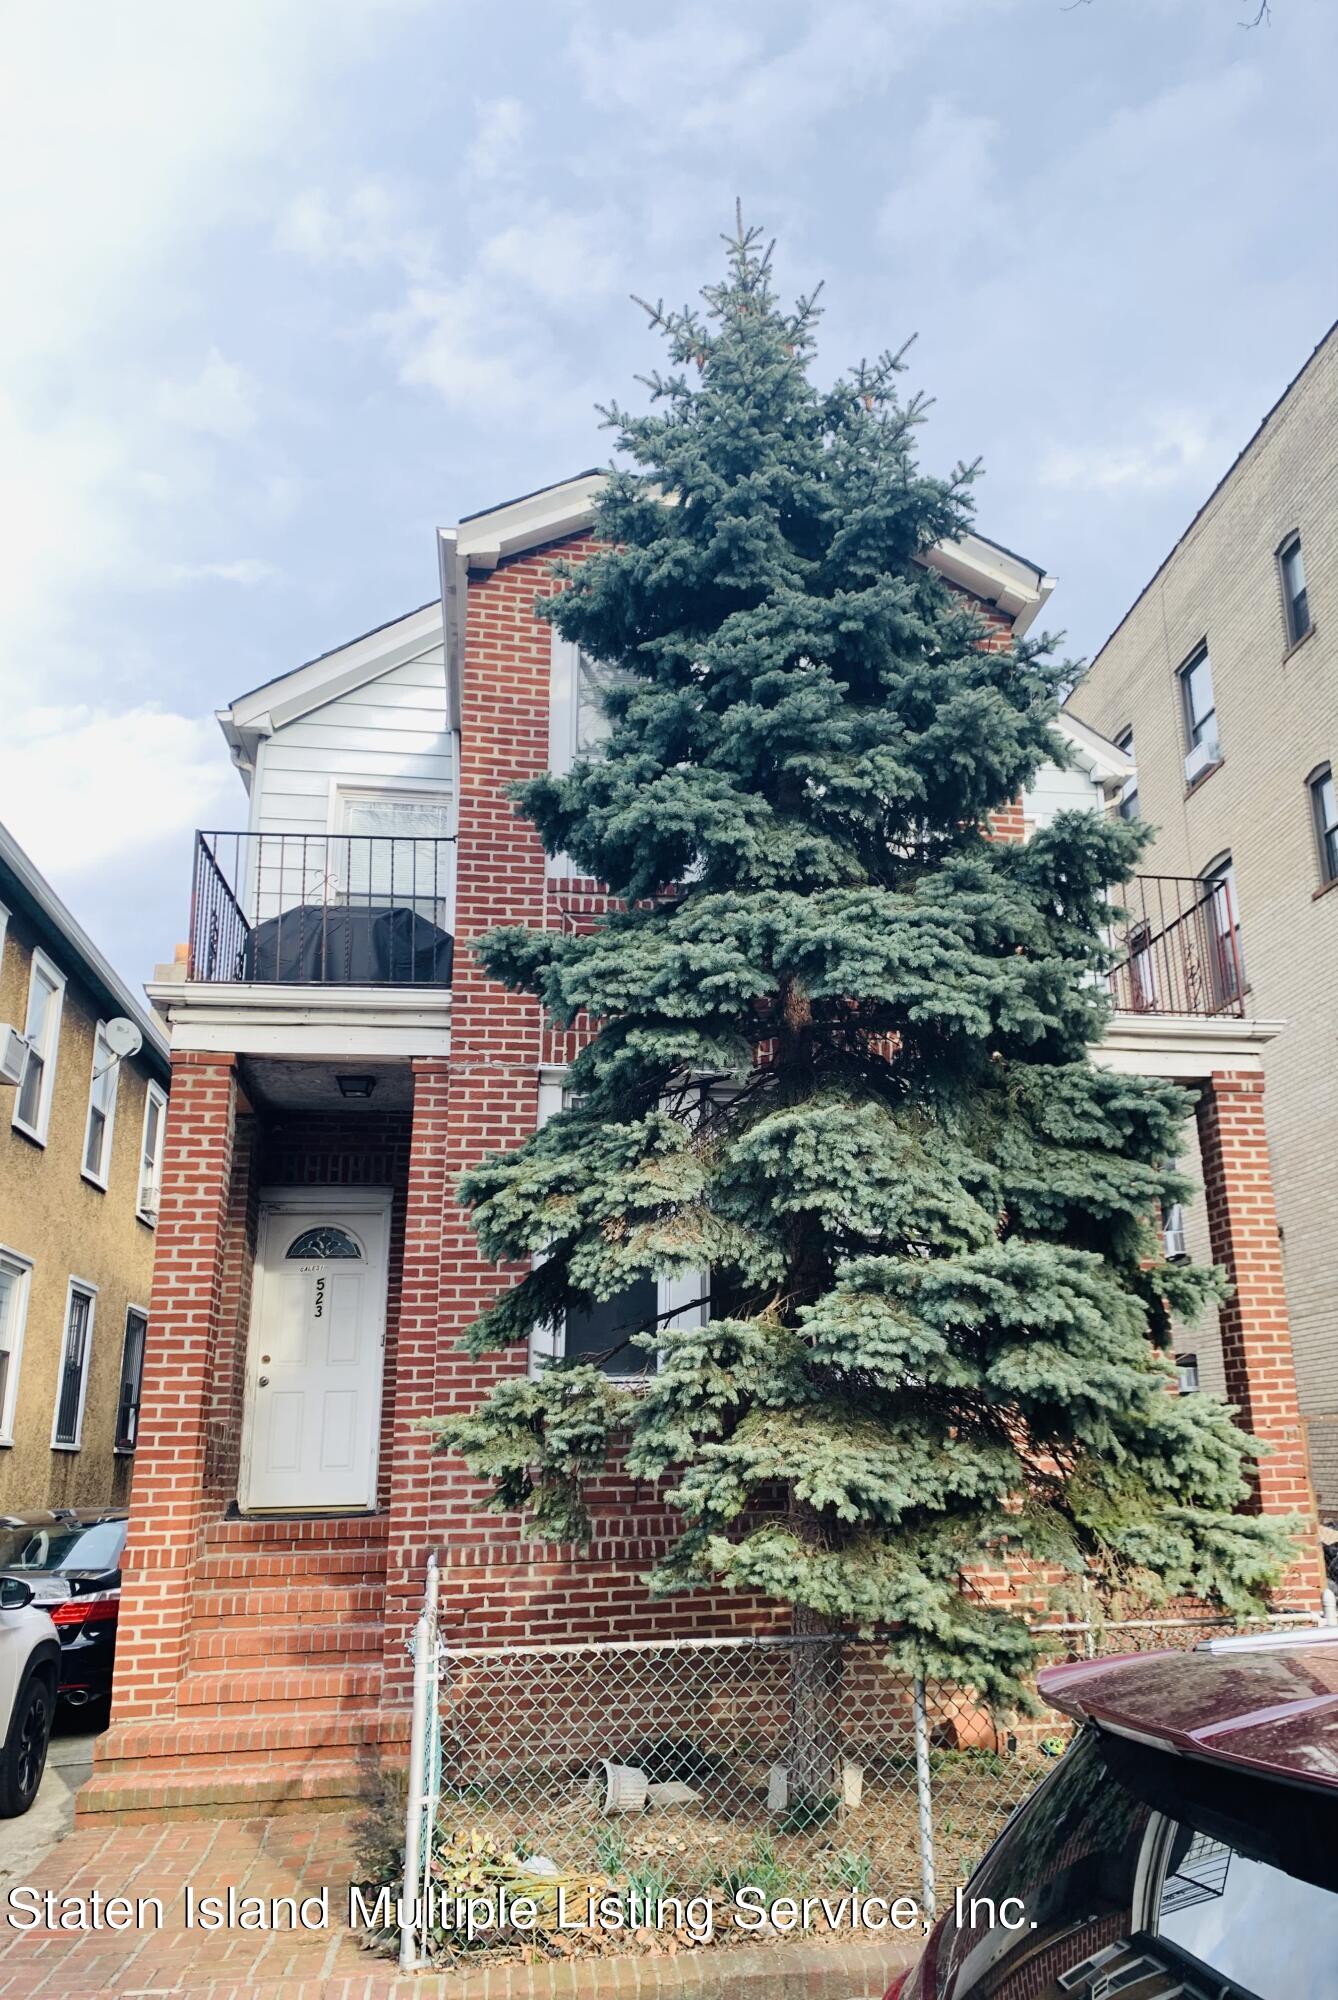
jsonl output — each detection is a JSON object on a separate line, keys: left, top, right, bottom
{"left": 0, "top": 820, "right": 170, "bottom": 1512}
{"left": 1066, "top": 321, "right": 1338, "bottom": 1507}
{"left": 82, "top": 472, "right": 1320, "bottom": 1821}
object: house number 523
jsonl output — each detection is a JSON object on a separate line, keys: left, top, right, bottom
{"left": 314, "top": 1276, "right": 326, "bottom": 1318}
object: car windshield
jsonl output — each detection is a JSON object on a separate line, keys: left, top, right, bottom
{"left": 932, "top": 1722, "right": 1338, "bottom": 1999}
{"left": 0, "top": 1519, "right": 127, "bottom": 1574}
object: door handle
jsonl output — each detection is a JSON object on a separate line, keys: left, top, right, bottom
{"left": 258, "top": 1375, "right": 270, "bottom": 1387}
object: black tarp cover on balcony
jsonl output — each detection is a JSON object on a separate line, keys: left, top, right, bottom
{"left": 244, "top": 904, "right": 454, "bottom": 985}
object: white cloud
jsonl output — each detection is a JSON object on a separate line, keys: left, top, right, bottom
{"left": 157, "top": 349, "right": 257, "bottom": 438}
{"left": 169, "top": 557, "right": 279, "bottom": 585}
{"left": 567, "top": 0, "right": 974, "bottom": 153}
{"left": 0, "top": 706, "right": 237, "bottom": 877}
{"left": 465, "top": 97, "right": 529, "bottom": 186}
{"left": 878, "top": 99, "right": 1004, "bottom": 257}
{"left": 1039, "top": 410, "right": 1221, "bottom": 494}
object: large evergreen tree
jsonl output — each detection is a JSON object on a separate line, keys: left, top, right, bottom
{"left": 433, "top": 219, "right": 1294, "bottom": 1720}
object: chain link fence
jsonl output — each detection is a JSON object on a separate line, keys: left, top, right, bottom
{"left": 396, "top": 1560, "right": 1326, "bottom": 1970}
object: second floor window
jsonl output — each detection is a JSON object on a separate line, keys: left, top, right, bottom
{"left": 13, "top": 950, "right": 65, "bottom": 1144}
{"left": 138, "top": 1082, "right": 167, "bottom": 1223}
{"left": 1202, "top": 856, "right": 1244, "bottom": 1007}
{"left": 1179, "top": 646, "right": 1220, "bottom": 775}
{"left": 1115, "top": 726, "right": 1138, "bottom": 820}
{"left": 82, "top": 1024, "right": 120, "bottom": 1188}
{"left": 550, "top": 633, "right": 632, "bottom": 776}
{"left": 1279, "top": 534, "right": 1311, "bottom": 648}
{"left": 1311, "top": 765, "right": 1338, "bottom": 887}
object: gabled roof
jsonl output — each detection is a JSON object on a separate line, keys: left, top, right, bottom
{"left": 0, "top": 819, "right": 170, "bottom": 1083}
{"left": 439, "top": 468, "right": 1056, "bottom": 631}
{"left": 436, "top": 470, "right": 1057, "bottom": 733}
{"left": 217, "top": 599, "right": 445, "bottom": 776}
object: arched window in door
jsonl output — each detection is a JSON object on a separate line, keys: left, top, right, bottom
{"left": 285, "top": 1226, "right": 363, "bottom": 1261}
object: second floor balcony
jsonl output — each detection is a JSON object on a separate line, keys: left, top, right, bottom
{"left": 189, "top": 830, "right": 456, "bottom": 987}
{"left": 186, "top": 837, "right": 1244, "bottom": 1022}
{"left": 1107, "top": 874, "right": 1245, "bottom": 1020}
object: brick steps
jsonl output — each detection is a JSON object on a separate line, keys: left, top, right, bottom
{"left": 201, "top": 1512, "right": 388, "bottom": 1547}
{"left": 95, "top": 1706, "right": 411, "bottom": 1772}
{"left": 82, "top": 1512, "right": 402, "bottom": 1819}
{"left": 175, "top": 1661, "right": 382, "bottom": 1715}
{"left": 195, "top": 1546, "right": 388, "bottom": 1587}
{"left": 189, "top": 1620, "right": 383, "bottom": 1664}
{"left": 77, "top": 1755, "right": 376, "bottom": 1822}
{"left": 192, "top": 1583, "right": 385, "bottom": 1623}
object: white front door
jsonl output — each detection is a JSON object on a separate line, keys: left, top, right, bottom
{"left": 241, "top": 1192, "right": 390, "bottom": 1512}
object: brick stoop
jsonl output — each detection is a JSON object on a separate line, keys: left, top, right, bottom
{"left": 79, "top": 1513, "right": 407, "bottom": 1822}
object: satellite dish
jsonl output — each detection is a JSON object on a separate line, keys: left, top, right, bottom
{"left": 104, "top": 1017, "right": 143, "bottom": 1061}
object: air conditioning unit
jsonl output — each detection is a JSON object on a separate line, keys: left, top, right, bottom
{"left": 1163, "top": 1204, "right": 1188, "bottom": 1262}
{"left": 1184, "top": 737, "right": 1220, "bottom": 786}
{"left": 0, "top": 1026, "right": 29, "bottom": 1088}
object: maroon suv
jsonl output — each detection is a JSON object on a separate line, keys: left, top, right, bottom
{"left": 889, "top": 1627, "right": 1338, "bottom": 1999}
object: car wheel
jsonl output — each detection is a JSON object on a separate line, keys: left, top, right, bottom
{"left": 0, "top": 1671, "right": 55, "bottom": 1817}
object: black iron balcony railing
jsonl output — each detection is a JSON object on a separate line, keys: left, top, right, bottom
{"left": 189, "top": 831, "right": 456, "bottom": 986}
{"left": 1109, "top": 874, "right": 1245, "bottom": 1019}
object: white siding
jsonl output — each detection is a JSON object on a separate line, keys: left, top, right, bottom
{"left": 1023, "top": 757, "right": 1106, "bottom": 834}
{"left": 250, "top": 644, "right": 452, "bottom": 837}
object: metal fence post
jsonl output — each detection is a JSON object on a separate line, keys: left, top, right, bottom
{"left": 400, "top": 1553, "right": 440, "bottom": 1974}
{"left": 912, "top": 1677, "right": 936, "bottom": 1922}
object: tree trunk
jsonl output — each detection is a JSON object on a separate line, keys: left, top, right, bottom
{"left": 787, "top": 1602, "right": 841, "bottom": 1802}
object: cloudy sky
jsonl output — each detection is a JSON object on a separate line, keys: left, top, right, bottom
{"left": 1, "top": 0, "right": 1335, "bottom": 988}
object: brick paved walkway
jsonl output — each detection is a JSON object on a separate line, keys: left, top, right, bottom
{"left": 0, "top": 1813, "right": 912, "bottom": 2000}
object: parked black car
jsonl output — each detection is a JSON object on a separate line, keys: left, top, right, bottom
{"left": 889, "top": 1626, "right": 1338, "bottom": 1999}
{"left": 0, "top": 1509, "right": 129, "bottom": 1710}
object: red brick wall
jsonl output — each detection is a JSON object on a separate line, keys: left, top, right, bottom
{"left": 112, "top": 1051, "right": 239, "bottom": 1720}
{"left": 1196, "top": 1068, "right": 1324, "bottom": 1598}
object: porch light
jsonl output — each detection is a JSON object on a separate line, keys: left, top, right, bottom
{"left": 336, "top": 1074, "right": 377, "bottom": 1099}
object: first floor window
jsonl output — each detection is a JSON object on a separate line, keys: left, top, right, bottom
{"left": 0, "top": 1251, "right": 32, "bottom": 1442}
{"left": 1176, "top": 1352, "right": 1200, "bottom": 1394}
{"left": 138, "top": 1082, "right": 167, "bottom": 1223}
{"left": 531, "top": 1081, "right": 706, "bottom": 1379}
{"left": 52, "top": 1282, "right": 95, "bottom": 1449}
{"left": 14, "top": 950, "right": 65, "bottom": 1142}
{"left": 82, "top": 1023, "right": 120, "bottom": 1187}
{"left": 115, "top": 1307, "right": 148, "bottom": 1451}
{"left": 1311, "top": 765, "right": 1338, "bottom": 887}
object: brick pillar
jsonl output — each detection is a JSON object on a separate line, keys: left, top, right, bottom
{"left": 1195, "top": 1068, "right": 1324, "bottom": 1602}
{"left": 382, "top": 1058, "right": 451, "bottom": 1698}
{"left": 108, "top": 1051, "right": 238, "bottom": 1720}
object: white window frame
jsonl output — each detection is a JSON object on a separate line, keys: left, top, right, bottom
{"left": 12, "top": 948, "right": 66, "bottom": 1146}
{"left": 326, "top": 776, "right": 456, "bottom": 927}
{"left": 51, "top": 1277, "right": 97, "bottom": 1451}
{"left": 529, "top": 1077, "right": 707, "bottom": 1381}
{"left": 81, "top": 1021, "right": 121, "bottom": 1191}
{"left": 0, "top": 1246, "right": 34, "bottom": 1446}
{"left": 114, "top": 1303, "right": 149, "bottom": 1453}
{"left": 137, "top": 1081, "right": 168, "bottom": 1225}
{"left": 0, "top": 899, "right": 9, "bottom": 974}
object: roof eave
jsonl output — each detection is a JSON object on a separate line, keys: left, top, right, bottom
{"left": 0, "top": 819, "right": 171, "bottom": 1082}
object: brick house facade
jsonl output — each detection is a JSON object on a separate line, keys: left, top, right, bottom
{"left": 81, "top": 475, "right": 1321, "bottom": 1821}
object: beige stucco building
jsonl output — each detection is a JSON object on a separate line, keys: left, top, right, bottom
{"left": 0, "top": 820, "right": 170, "bottom": 1511}
{"left": 1067, "top": 319, "right": 1338, "bottom": 1507}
